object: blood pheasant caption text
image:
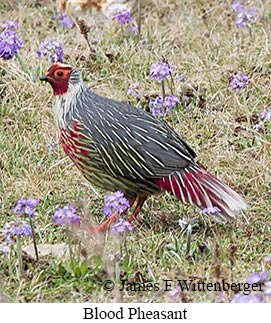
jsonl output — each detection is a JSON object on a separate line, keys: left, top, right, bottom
{"left": 83, "top": 307, "right": 188, "bottom": 320}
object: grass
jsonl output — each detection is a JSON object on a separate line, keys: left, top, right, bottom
{"left": 0, "top": 0, "right": 271, "bottom": 302}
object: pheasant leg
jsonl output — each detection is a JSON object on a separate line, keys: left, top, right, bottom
{"left": 87, "top": 198, "right": 136, "bottom": 233}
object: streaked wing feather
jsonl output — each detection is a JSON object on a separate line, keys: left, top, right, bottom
{"left": 75, "top": 90, "right": 197, "bottom": 181}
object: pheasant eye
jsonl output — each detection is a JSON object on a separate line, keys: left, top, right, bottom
{"left": 57, "top": 71, "right": 64, "bottom": 77}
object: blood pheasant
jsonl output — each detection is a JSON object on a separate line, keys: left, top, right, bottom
{"left": 41, "top": 63, "right": 247, "bottom": 231}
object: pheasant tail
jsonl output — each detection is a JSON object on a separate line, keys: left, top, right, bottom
{"left": 156, "top": 164, "right": 248, "bottom": 221}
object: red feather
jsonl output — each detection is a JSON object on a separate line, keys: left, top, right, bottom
{"left": 155, "top": 164, "right": 247, "bottom": 221}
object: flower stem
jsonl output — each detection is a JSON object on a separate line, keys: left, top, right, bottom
{"left": 161, "top": 80, "right": 166, "bottom": 99}
{"left": 169, "top": 73, "right": 175, "bottom": 95}
{"left": 7, "top": 250, "right": 13, "bottom": 278}
{"left": 121, "top": 25, "right": 124, "bottom": 38}
{"left": 68, "top": 242, "right": 73, "bottom": 263}
{"left": 29, "top": 216, "right": 39, "bottom": 262}
{"left": 16, "top": 53, "right": 31, "bottom": 78}
{"left": 185, "top": 224, "right": 192, "bottom": 257}
{"left": 137, "top": 0, "right": 142, "bottom": 42}
{"left": 16, "top": 236, "right": 23, "bottom": 277}
{"left": 124, "top": 235, "right": 129, "bottom": 256}
{"left": 67, "top": 232, "right": 74, "bottom": 265}
{"left": 119, "top": 236, "right": 123, "bottom": 259}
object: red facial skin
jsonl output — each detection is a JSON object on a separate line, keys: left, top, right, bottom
{"left": 44, "top": 64, "right": 72, "bottom": 96}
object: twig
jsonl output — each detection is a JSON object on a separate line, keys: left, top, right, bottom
{"left": 76, "top": 19, "right": 96, "bottom": 58}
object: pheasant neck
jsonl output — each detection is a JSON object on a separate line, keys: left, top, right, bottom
{"left": 53, "top": 83, "right": 81, "bottom": 130}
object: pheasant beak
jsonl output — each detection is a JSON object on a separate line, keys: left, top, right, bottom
{"left": 40, "top": 74, "right": 48, "bottom": 82}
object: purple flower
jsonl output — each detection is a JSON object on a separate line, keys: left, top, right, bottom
{"left": 113, "top": 10, "right": 133, "bottom": 25}
{"left": 178, "top": 218, "right": 188, "bottom": 229}
{"left": 36, "top": 40, "right": 64, "bottom": 63}
{"left": 47, "top": 140, "right": 59, "bottom": 153}
{"left": 150, "top": 95, "right": 179, "bottom": 117}
{"left": 111, "top": 218, "right": 133, "bottom": 234}
{"left": 174, "top": 73, "right": 187, "bottom": 82}
{"left": 0, "top": 28, "right": 22, "bottom": 60}
{"left": 0, "top": 243, "right": 10, "bottom": 254}
{"left": 1, "top": 20, "right": 19, "bottom": 30}
{"left": 229, "top": 72, "right": 250, "bottom": 90}
{"left": 217, "top": 294, "right": 224, "bottom": 302}
{"left": 235, "top": 8, "right": 256, "bottom": 28}
{"left": 150, "top": 61, "right": 173, "bottom": 81}
{"left": 15, "top": 223, "right": 32, "bottom": 237}
{"left": 163, "top": 95, "right": 179, "bottom": 109}
{"left": 231, "top": 1, "right": 256, "bottom": 28}
{"left": 169, "top": 285, "right": 181, "bottom": 300}
{"left": 102, "top": 191, "right": 130, "bottom": 217}
{"left": 230, "top": 294, "right": 263, "bottom": 303}
{"left": 247, "top": 271, "right": 268, "bottom": 284}
{"left": 54, "top": 12, "right": 74, "bottom": 29}
{"left": 259, "top": 109, "right": 271, "bottom": 122}
{"left": 127, "top": 25, "right": 138, "bottom": 33}
{"left": 231, "top": 0, "right": 243, "bottom": 13}
{"left": 264, "top": 281, "right": 271, "bottom": 296}
{"left": 2, "top": 220, "right": 32, "bottom": 240}
{"left": 13, "top": 197, "right": 39, "bottom": 218}
{"left": 202, "top": 206, "right": 221, "bottom": 215}
{"left": 149, "top": 97, "right": 165, "bottom": 117}
{"left": 52, "top": 205, "right": 80, "bottom": 226}
{"left": 254, "top": 109, "right": 271, "bottom": 132}
{"left": 126, "top": 83, "right": 139, "bottom": 97}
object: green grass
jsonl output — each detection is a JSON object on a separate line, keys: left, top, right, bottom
{"left": 0, "top": 0, "right": 271, "bottom": 302}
